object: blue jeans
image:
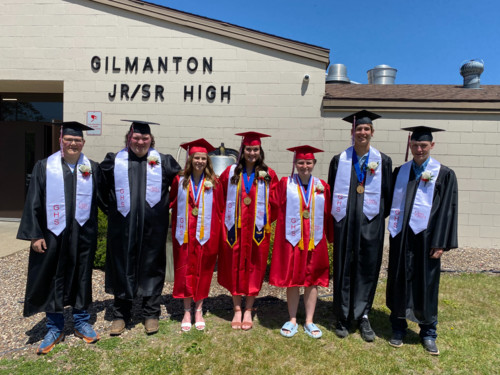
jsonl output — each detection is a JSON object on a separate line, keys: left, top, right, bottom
{"left": 390, "top": 313, "right": 437, "bottom": 341}
{"left": 46, "top": 308, "right": 90, "bottom": 332}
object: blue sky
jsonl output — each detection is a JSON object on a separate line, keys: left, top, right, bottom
{"left": 149, "top": 0, "right": 499, "bottom": 85}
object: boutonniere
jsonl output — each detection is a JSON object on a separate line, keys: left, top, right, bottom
{"left": 78, "top": 164, "right": 92, "bottom": 178}
{"left": 147, "top": 155, "right": 160, "bottom": 167}
{"left": 258, "top": 170, "right": 271, "bottom": 182}
{"left": 367, "top": 161, "right": 379, "bottom": 175}
{"left": 315, "top": 183, "right": 324, "bottom": 194}
{"left": 204, "top": 180, "right": 213, "bottom": 190}
{"left": 421, "top": 171, "right": 433, "bottom": 185}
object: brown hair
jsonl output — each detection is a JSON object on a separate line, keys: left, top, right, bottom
{"left": 181, "top": 153, "right": 218, "bottom": 189}
{"left": 230, "top": 146, "right": 268, "bottom": 185}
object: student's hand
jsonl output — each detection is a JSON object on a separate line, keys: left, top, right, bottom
{"left": 31, "top": 239, "right": 47, "bottom": 254}
{"left": 429, "top": 248, "right": 444, "bottom": 259}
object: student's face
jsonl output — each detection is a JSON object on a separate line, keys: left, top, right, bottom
{"left": 129, "top": 133, "right": 152, "bottom": 158}
{"left": 61, "top": 135, "right": 85, "bottom": 158}
{"left": 352, "top": 124, "right": 374, "bottom": 148}
{"left": 243, "top": 145, "right": 261, "bottom": 165}
{"left": 191, "top": 153, "right": 208, "bottom": 173}
{"left": 295, "top": 159, "right": 315, "bottom": 180}
{"left": 410, "top": 140, "right": 434, "bottom": 166}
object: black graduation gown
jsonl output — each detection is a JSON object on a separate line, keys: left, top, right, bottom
{"left": 386, "top": 164, "right": 458, "bottom": 325}
{"left": 100, "top": 150, "right": 180, "bottom": 300}
{"left": 17, "top": 158, "right": 102, "bottom": 317}
{"left": 328, "top": 151, "right": 392, "bottom": 321}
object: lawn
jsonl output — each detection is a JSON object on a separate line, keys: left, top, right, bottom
{"left": 0, "top": 273, "right": 498, "bottom": 375}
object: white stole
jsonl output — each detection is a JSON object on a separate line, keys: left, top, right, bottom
{"left": 388, "top": 158, "right": 441, "bottom": 237}
{"left": 175, "top": 177, "right": 213, "bottom": 245}
{"left": 331, "top": 146, "right": 382, "bottom": 221}
{"left": 114, "top": 148, "right": 162, "bottom": 216}
{"left": 224, "top": 164, "right": 268, "bottom": 232}
{"left": 46, "top": 151, "right": 92, "bottom": 235}
{"left": 285, "top": 175, "right": 324, "bottom": 247}
{"left": 224, "top": 165, "right": 238, "bottom": 231}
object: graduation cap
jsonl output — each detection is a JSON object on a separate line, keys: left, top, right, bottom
{"left": 121, "top": 119, "right": 159, "bottom": 135}
{"left": 59, "top": 121, "right": 93, "bottom": 137}
{"left": 402, "top": 126, "right": 445, "bottom": 161}
{"left": 287, "top": 145, "right": 323, "bottom": 160}
{"left": 180, "top": 138, "right": 216, "bottom": 155}
{"left": 342, "top": 110, "right": 381, "bottom": 127}
{"left": 235, "top": 131, "right": 271, "bottom": 146}
{"left": 401, "top": 126, "right": 444, "bottom": 142}
{"left": 287, "top": 145, "right": 323, "bottom": 176}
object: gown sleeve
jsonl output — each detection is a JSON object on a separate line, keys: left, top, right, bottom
{"left": 169, "top": 175, "right": 180, "bottom": 209}
{"left": 17, "top": 160, "right": 46, "bottom": 241}
{"left": 431, "top": 168, "right": 459, "bottom": 250}
{"left": 382, "top": 154, "right": 393, "bottom": 218}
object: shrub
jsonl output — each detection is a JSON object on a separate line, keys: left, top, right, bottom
{"left": 93, "top": 208, "right": 107, "bottom": 269}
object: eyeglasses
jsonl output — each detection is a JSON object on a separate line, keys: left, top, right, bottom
{"left": 62, "top": 137, "right": 84, "bottom": 144}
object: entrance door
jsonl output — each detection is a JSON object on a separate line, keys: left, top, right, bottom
{"left": 0, "top": 121, "right": 52, "bottom": 218}
{"left": 0, "top": 92, "right": 62, "bottom": 219}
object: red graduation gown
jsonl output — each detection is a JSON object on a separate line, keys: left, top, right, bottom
{"left": 269, "top": 177, "right": 332, "bottom": 288}
{"left": 169, "top": 175, "right": 223, "bottom": 301}
{"left": 217, "top": 166, "right": 279, "bottom": 296}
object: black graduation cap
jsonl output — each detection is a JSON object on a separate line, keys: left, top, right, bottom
{"left": 121, "top": 119, "right": 159, "bottom": 135}
{"left": 401, "top": 126, "right": 444, "bottom": 142}
{"left": 59, "top": 121, "right": 93, "bottom": 137}
{"left": 342, "top": 110, "right": 381, "bottom": 127}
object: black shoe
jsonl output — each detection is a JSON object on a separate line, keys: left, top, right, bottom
{"left": 389, "top": 332, "right": 404, "bottom": 348}
{"left": 358, "top": 318, "right": 376, "bottom": 342}
{"left": 334, "top": 320, "right": 349, "bottom": 338}
{"left": 422, "top": 339, "right": 439, "bottom": 356}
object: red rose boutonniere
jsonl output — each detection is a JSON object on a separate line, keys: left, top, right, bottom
{"left": 421, "top": 171, "right": 434, "bottom": 185}
{"left": 78, "top": 165, "right": 92, "bottom": 178}
{"left": 367, "top": 161, "right": 379, "bottom": 175}
{"left": 147, "top": 155, "right": 160, "bottom": 168}
{"left": 204, "top": 180, "right": 213, "bottom": 190}
{"left": 315, "top": 183, "right": 324, "bottom": 194}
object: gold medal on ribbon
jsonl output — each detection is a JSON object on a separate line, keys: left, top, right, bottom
{"left": 302, "top": 211, "right": 310, "bottom": 219}
{"left": 243, "top": 197, "right": 252, "bottom": 205}
{"left": 356, "top": 185, "right": 365, "bottom": 194}
{"left": 192, "top": 208, "right": 199, "bottom": 216}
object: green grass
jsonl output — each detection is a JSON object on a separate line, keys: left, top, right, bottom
{"left": 1, "top": 274, "right": 498, "bottom": 374}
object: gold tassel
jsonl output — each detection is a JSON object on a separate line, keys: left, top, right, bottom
{"left": 309, "top": 187, "right": 316, "bottom": 251}
{"left": 183, "top": 183, "right": 190, "bottom": 244}
{"left": 297, "top": 184, "right": 305, "bottom": 251}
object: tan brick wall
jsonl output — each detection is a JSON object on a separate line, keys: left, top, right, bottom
{"left": 323, "top": 111, "right": 500, "bottom": 249}
{"left": 1, "top": 0, "right": 500, "bottom": 248}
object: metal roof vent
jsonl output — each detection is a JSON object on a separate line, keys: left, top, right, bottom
{"left": 367, "top": 64, "right": 397, "bottom": 84}
{"left": 460, "top": 59, "right": 484, "bottom": 89}
{"left": 326, "top": 64, "right": 350, "bottom": 84}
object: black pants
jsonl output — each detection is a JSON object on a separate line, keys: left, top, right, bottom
{"left": 113, "top": 295, "right": 162, "bottom": 321}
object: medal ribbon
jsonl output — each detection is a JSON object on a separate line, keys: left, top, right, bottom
{"left": 352, "top": 150, "right": 369, "bottom": 186}
{"left": 242, "top": 168, "right": 255, "bottom": 194}
{"left": 190, "top": 173, "right": 204, "bottom": 207}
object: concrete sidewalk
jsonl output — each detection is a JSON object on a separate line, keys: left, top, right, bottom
{"left": 0, "top": 221, "right": 28, "bottom": 258}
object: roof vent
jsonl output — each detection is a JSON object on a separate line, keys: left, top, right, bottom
{"left": 460, "top": 59, "right": 484, "bottom": 89}
{"left": 367, "top": 64, "right": 397, "bottom": 84}
{"left": 326, "top": 64, "right": 350, "bottom": 84}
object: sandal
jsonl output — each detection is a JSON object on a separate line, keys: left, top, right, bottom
{"left": 304, "top": 323, "right": 322, "bottom": 339}
{"left": 194, "top": 308, "right": 205, "bottom": 331}
{"left": 231, "top": 307, "right": 242, "bottom": 330}
{"left": 181, "top": 308, "right": 192, "bottom": 332}
{"left": 241, "top": 307, "right": 256, "bottom": 331}
{"left": 280, "top": 321, "right": 298, "bottom": 338}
